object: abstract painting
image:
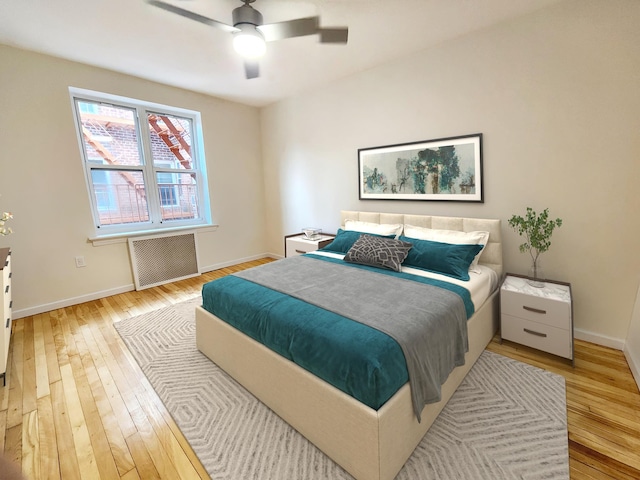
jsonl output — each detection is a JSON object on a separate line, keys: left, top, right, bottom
{"left": 358, "top": 134, "right": 483, "bottom": 202}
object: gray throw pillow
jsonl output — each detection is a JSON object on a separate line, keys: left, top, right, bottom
{"left": 344, "top": 234, "right": 413, "bottom": 272}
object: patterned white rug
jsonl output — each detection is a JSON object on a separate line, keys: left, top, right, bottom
{"left": 115, "top": 297, "right": 570, "bottom": 480}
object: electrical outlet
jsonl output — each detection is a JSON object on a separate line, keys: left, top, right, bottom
{"left": 75, "top": 256, "right": 86, "bottom": 268}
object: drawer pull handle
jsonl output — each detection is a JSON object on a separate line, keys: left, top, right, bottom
{"left": 4, "top": 285, "right": 8, "bottom": 294}
{"left": 295, "top": 249, "right": 306, "bottom": 254}
{"left": 5, "top": 318, "right": 8, "bottom": 329}
{"left": 523, "top": 305, "right": 546, "bottom": 314}
{"left": 523, "top": 328, "right": 547, "bottom": 338}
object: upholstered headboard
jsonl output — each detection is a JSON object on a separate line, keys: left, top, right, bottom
{"left": 340, "top": 210, "right": 503, "bottom": 278}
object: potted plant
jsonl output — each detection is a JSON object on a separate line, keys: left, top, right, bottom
{"left": 508, "top": 207, "right": 562, "bottom": 287}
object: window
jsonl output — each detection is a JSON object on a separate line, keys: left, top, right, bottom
{"left": 69, "top": 87, "right": 211, "bottom": 237}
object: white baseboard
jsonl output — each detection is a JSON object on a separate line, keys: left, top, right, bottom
{"left": 623, "top": 345, "right": 640, "bottom": 391}
{"left": 13, "top": 284, "right": 135, "bottom": 320}
{"left": 200, "top": 253, "right": 278, "bottom": 273}
{"left": 13, "top": 253, "right": 277, "bottom": 320}
{"left": 574, "top": 328, "right": 625, "bottom": 350}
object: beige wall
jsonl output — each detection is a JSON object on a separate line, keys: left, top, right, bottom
{"left": 0, "top": 46, "right": 266, "bottom": 316}
{"left": 260, "top": 0, "right": 640, "bottom": 345}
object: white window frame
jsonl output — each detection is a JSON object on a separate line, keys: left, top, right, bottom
{"left": 69, "top": 87, "right": 212, "bottom": 238}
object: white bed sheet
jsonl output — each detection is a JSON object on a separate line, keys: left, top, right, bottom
{"left": 309, "top": 250, "right": 498, "bottom": 311}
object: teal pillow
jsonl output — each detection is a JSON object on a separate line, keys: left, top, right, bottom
{"left": 399, "top": 236, "right": 483, "bottom": 281}
{"left": 319, "top": 229, "right": 394, "bottom": 254}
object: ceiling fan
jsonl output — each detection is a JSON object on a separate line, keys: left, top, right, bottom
{"left": 147, "top": 0, "right": 349, "bottom": 79}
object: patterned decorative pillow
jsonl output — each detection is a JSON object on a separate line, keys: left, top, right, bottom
{"left": 344, "top": 234, "right": 413, "bottom": 272}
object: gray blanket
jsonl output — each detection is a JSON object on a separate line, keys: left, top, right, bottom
{"left": 234, "top": 255, "right": 469, "bottom": 421}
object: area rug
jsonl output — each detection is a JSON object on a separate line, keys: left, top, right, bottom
{"left": 115, "top": 297, "right": 570, "bottom": 480}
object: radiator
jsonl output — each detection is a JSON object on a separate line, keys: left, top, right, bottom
{"left": 128, "top": 232, "right": 200, "bottom": 290}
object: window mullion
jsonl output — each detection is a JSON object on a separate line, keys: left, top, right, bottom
{"left": 138, "top": 107, "right": 162, "bottom": 225}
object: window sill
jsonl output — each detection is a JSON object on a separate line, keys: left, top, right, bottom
{"left": 88, "top": 224, "right": 219, "bottom": 246}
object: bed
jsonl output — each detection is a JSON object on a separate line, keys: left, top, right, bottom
{"left": 195, "top": 210, "right": 503, "bottom": 480}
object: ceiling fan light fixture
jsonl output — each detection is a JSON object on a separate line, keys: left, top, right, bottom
{"left": 233, "top": 25, "right": 266, "bottom": 59}
{"left": 147, "top": 0, "right": 348, "bottom": 79}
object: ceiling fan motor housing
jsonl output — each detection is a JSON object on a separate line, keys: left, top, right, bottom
{"left": 232, "top": 4, "right": 263, "bottom": 27}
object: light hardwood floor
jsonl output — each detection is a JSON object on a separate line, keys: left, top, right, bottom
{"left": 1, "top": 257, "right": 639, "bottom": 479}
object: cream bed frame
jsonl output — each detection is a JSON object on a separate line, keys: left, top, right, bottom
{"left": 195, "top": 211, "right": 503, "bottom": 480}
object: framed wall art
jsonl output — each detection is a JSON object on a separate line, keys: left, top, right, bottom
{"left": 358, "top": 133, "right": 483, "bottom": 202}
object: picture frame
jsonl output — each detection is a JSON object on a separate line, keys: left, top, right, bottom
{"left": 358, "top": 133, "right": 483, "bottom": 202}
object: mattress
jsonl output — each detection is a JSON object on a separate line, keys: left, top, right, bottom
{"left": 201, "top": 253, "right": 497, "bottom": 412}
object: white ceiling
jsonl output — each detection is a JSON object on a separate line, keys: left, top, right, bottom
{"left": 0, "top": 0, "right": 562, "bottom": 107}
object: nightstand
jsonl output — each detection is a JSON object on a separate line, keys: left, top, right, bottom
{"left": 284, "top": 233, "right": 335, "bottom": 258}
{"left": 500, "top": 273, "right": 574, "bottom": 365}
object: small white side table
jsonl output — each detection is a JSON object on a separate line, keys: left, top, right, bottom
{"left": 500, "top": 273, "right": 574, "bottom": 365}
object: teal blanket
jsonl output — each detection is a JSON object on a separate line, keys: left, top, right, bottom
{"left": 201, "top": 255, "right": 474, "bottom": 414}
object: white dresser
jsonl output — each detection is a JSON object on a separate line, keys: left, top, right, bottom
{"left": 285, "top": 233, "right": 335, "bottom": 258}
{"left": 500, "top": 274, "right": 574, "bottom": 364}
{"left": 1, "top": 247, "right": 12, "bottom": 385}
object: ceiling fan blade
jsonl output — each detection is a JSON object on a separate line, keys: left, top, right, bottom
{"left": 147, "top": 0, "right": 239, "bottom": 34}
{"left": 257, "top": 17, "right": 319, "bottom": 42}
{"left": 244, "top": 60, "right": 260, "bottom": 79}
{"left": 320, "top": 28, "right": 348, "bottom": 44}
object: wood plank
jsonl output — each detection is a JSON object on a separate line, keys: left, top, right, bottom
{"left": 33, "top": 314, "right": 51, "bottom": 399}
{"left": 50, "top": 380, "right": 81, "bottom": 480}
{"left": 128, "top": 406, "right": 183, "bottom": 479}
{"left": 41, "top": 312, "right": 61, "bottom": 385}
{"left": 0, "top": 409, "right": 6, "bottom": 452}
{"left": 49, "top": 310, "right": 70, "bottom": 370}
{"left": 120, "top": 466, "right": 143, "bottom": 480}
{"left": 59, "top": 362, "right": 102, "bottom": 479}
{"left": 21, "top": 409, "right": 39, "bottom": 479}
{"left": 77, "top": 322, "right": 135, "bottom": 476}
{"left": 4, "top": 423, "right": 22, "bottom": 469}
{"left": 570, "top": 439, "right": 640, "bottom": 480}
{"left": 124, "top": 432, "right": 161, "bottom": 480}
{"left": 570, "top": 457, "right": 618, "bottom": 480}
{"left": 568, "top": 421, "right": 640, "bottom": 471}
{"left": 68, "top": 347, "right": 120, "bottom": 479}
{"left": 21, "top": 318, "right": 37, "bottom": 415}
{"left": 36, "top": 395, "right": 61, "bottom": 480}
{"left": 58, "top": 308, "right": 79, "bottom": 361}
{"left": 6, "top": 323, "right": 24, "bottom": 430}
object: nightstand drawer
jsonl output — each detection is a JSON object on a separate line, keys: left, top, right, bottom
{"left": 286, "top": 238, "right": 318, "bottom": 257}
{"left": 501, "top": 290, "right": 571, "bottom": 330}
{"left": 501, "top": 314, "right": 573, "bottom": 359}
{"left": 285, "top": 235, "right": 335, "bottom": 258}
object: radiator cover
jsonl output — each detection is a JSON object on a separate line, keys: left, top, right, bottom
{"left": 128, "top": 232, "right": 200, "bottom": 290}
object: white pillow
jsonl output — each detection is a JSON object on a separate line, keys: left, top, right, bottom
{"left": 344, "top": 220, "right": 403, "bottom": 238}
{"left": 403, "top": 224, "right": 490, "bottom": 273}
